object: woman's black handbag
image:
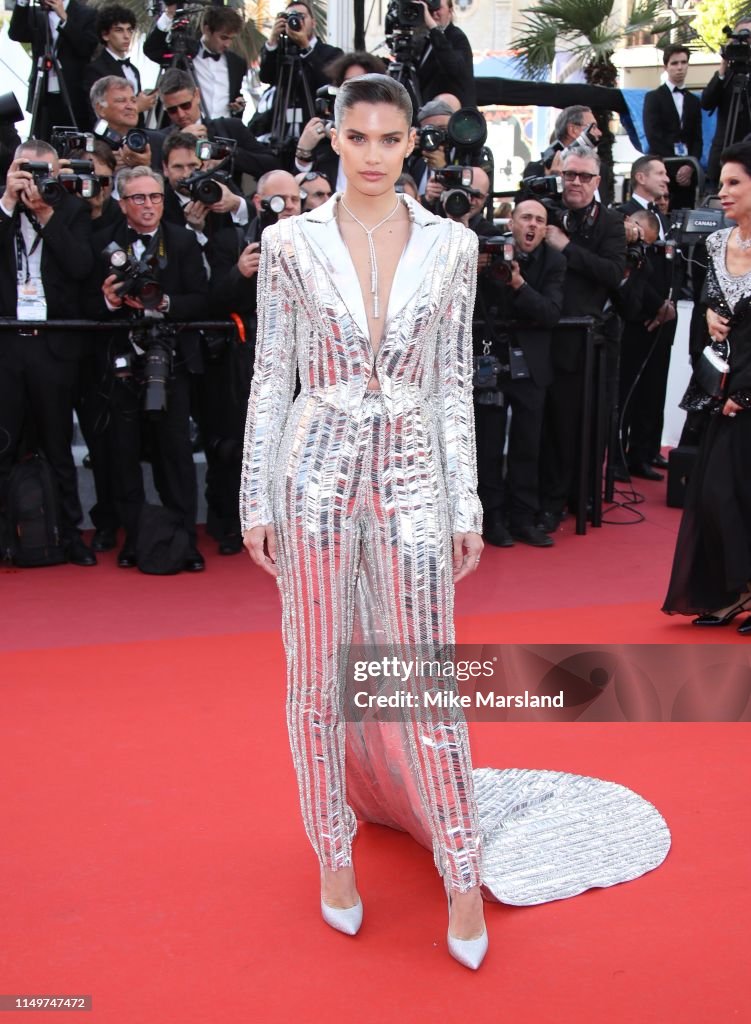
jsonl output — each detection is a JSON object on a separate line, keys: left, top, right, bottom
{"left": 693, "top": 341, "right": 730, "bottom": 400}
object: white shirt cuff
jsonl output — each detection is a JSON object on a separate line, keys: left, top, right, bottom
{"left": 231, "top": 201, "right": 249, "bottom": 225}
{"left": 156, "top": 12, "right": 173, "bottom": 31}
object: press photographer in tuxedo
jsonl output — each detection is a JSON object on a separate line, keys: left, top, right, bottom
{"left": 9, "top": 0, "right": 98, "bottom": 138}
{"left": 474, "top": 197, "right": 566, "bottom": 548}
{"left": 87, "top": 167, "right": 208, "bottom": 571}
{"left": 0, "top": 139, "right": 96, "bottom": 565}
{"left": 90, "top": 76, "right": 166, "bottom": 172}
{"left": 539, "top": 149, "right": 626, "bottom": 530}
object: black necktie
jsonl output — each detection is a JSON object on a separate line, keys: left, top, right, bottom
{"left": 128, "top": 229, "right": 152, "bottom": 247}
{"left": 201, "top": 48, "right": 221, "bottom": 61}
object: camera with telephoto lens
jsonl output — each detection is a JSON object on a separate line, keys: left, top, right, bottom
{"left": 19, "top": 161, "right": 66, "bottom": 207}
{"left": 434, "top": 165, "right": 477, "bottom": 217}
{"left": 127, "top": 323, "right": 176, "bottom": 415}
{"left": 94, "top": 120, "right": 149, "bottom": 153}
{"left": 177, "top": 167, "right": 232, "bottom": 205}
{"left": 625, "top": 239, "right": 649, "bottom": 271}
{"left": 519, "top": 174, "right": 567, "bottom": 230}
{"left": 102, "top": 240, "right": 164, "bottom": 310}
{"left": 418, "top": 124, "right": 447, "bottom": 153}
{"left": 195, "top": 137, "right": 237, "bottom": 163}
{"left": 478, "top": 233, "right": 520, "bottom": 286}
{"left": 721, "top": 25, "right": 751, "bottom": 69}
{"left": 50, "top": 126, "right": 95, "bottom": 159}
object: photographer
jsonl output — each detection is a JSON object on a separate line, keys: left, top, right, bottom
{"left": 145, "top": 5, "right": 248, "bottom": 120}
{"left": 9, "top": 0, "right": 98, "bottom": 138}
{"left": 524, "top": 106, "right": 602, "bottom": 179}
{"left": 159, "top": 69, "right": 280, "bottom": 190}
{"left": 196, "top": 169, "right": 301, "bottom": 554}
{"left": 474, "top": 197, "right": 566, "bottom": 548}
{"left": 87, "top": 166, "right": 209, "bottom": 571}
{"left": 259, "top": 2, "right": 343, "bottom": 139}
{"left": 702, "top": 18, "right": 751, "bottom": 186}
{"left": 0, "top": 139, "right": 96, "bottom": 566}
{"left": 90, "top": 76, "right": 166, "bottom": 173}
{"left": 83, "top": 4, "right": 157, "bottom": 126}
{"left": 538, "top": 149, "right": 626, "bottom": 531}
{"left": 160, "top": 131, "right": 251, "bottom": 248}
{"left": 409, "top": 98, "right": 455, "bottom": 201}
{"left": 413, "top": 0, "right": 475, "bottom": 109}
{"left": 616, "top": 157, "right": 677, "bottom": 481}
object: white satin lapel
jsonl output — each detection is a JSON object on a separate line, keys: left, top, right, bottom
{"left": 296, "top": 199, "right": 371, "bottom": 343}
{"left": 384, "top": 209, "right": 443, "bottom": 327}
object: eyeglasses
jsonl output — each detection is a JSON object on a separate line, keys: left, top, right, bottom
{"left": 300, "top": 170, "right": 332, "bottom": 185}
{"left": 561, "top": 171, "right": 596, "bottom": 184}
{"left": 306, "top": 190, "right": 331, "bottom": 199}
{"left": 122, "top": 192, "right": 164, "bottom": 205}
{"left": 164, "top": 99, "right": 195, "bottom": 115}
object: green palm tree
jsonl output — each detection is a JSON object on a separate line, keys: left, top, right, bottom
{"left": 513, "top": 0, "right": 672, "bottom": 197}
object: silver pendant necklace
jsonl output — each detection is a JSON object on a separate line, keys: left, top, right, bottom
{"left": 339, "top": 196, "right": 400, "bottom": 318}
{"left": 736, "top": 228, "right": 751, "bottom": 250}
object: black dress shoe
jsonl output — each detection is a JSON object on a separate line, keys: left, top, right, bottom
{"left": 628, "top": 462, "right": 664, "bottom": 481}
{"left": 511, "top": 523, "right": 555, "bottom": 547}
{"left": 218, "top": 534, "right": 243, "bottom": 556}
{"left": 484, "top": 518, "right": 515, "bottom": 547}
{"left": 612, "top": 464, "right": 630, "bottom": 483}
{"left": 117, "top": 544, "right": 137, "bottom": 569}
{"left": 536, "top": 510, "right": 562, "bottom": 534}
{"left": 184, "top": 548, "right": 206, "bottom": 572}
{"left": 92, "top": 527, "right": 117, "bottom": 552}
{"left": 65, "top": 535, "right": 97, "bottom": 566}
{"left": 650, "top": 453, "right": 670, "bottom": 469}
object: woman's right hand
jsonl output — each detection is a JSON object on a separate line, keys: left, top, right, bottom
{"left": 707, "top": 307, "right": 731, "bottom": 342}
{"left": 243, "top": 525, "right": 278, "bottom": 576}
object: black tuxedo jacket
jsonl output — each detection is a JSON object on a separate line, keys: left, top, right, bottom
{"left": 9, "top": 0, "right": 98, "bottom": 130}
{"left": 160, "top": 182, "right": 249, "bottom": 240}
{"left": 475, "top": 242, "right": 566, "bottom": 388}
{"left": 616, "top": 198, "right": 675, "bottom": 321}
{"left": 87, "top": 218, "right": 209, "bottom": 371}
{"left": 143, "top": 27, "right": 247, "bottom": 105}
{"left": 702, "top": 70, "right": 751, "bottom": 180}
{"left": 643, "top": 83, "right": 702, "bottom": 160}
{"left": 208, "top": 223, "right": 259, "bottom": 323}
{"left": 259, "top": 38, "right": 343, "bottom": 94}
{"left": 0, "top": 191, "right": 93, "bottom": 358}
{"left": 83, "top": 50, "right": 143, "bottom": 122}
{"left": 418, "top": 23, "right": 476, "bottom": 110}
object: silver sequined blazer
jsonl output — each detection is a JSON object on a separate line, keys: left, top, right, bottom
{"left": 239, "top": 192, "right": 483, "bottom": 536}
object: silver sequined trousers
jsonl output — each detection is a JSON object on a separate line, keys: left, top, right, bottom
{"left": 241, "top": 200, "right": 484, "bottom": 892}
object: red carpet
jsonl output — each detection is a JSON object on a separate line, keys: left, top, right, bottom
{"left": 1, "top": 479, "right": 748, "bottom": 1021}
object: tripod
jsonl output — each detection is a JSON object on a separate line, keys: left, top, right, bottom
{"left": 269, "top": 36, "right": 315, "bottom": 155}
{"left": 145, "top": 16, "right": 204, "bottom": 130}
{"left": 28, "top": 2, "right": 77, "bottom": 140}
{"left": 722, "top": 67, "right": 751, "bottom": 150}
{"left": 385, "top": 34, "right": 423, "bottom": 117}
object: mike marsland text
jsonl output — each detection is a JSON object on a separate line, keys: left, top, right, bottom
{"left": 352, "top": 690, "right": 566, "bottom": 709}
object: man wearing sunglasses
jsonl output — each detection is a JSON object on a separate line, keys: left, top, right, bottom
{"left": 87, "top": 166, "right": 209, "bottom": 572}
{"left": 538, "top": 149, "right": 626, "bottom": 533}
{"left": 158, "top": 70, "right": 279, "bottom": 190}
{"left": 297, "top": 171, "right": 332, "bottom": 211}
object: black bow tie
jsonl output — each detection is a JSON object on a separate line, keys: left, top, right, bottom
{"left": 672, "top": 86, "right": 685, "bottom": 93}
{"left": 201, "top": 48, "right": 221, "bottom": 60}
{"left": 128, "top": 229, "right": 153, "bottom": 247}
{"left": 647, "top": 202, "right": 659, "bottom": 213}
{"left": 117, "top": 57, "right": 131, "bottom": 67}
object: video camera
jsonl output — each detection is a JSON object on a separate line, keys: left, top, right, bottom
{"left": 385, "top": 0, "right": 440, "bottom": 32}
{"left": 721, "top": 25, "right": 751, "bottom": 70}
{"left": 102, "top": 240, "right": 165, "bottom": 311}
{"left": 113, "top": 322, "right": 176, "bottom": 415}
{"left": 50, "top": 126, "right": 95, "bottom": 159}
{"left": 94, "top": 121, "right": 150, "bottom": 154}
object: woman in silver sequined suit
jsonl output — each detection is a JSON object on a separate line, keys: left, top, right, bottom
{"left": 240, "top": 75, "right": 488, "bottom": 967}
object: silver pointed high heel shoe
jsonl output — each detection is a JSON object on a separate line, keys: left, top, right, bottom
{"left": 320, "top": 896, "right": 363, "bottom": 936}
{"left": 447, "top": 891, "right": 488, "bottom": 970}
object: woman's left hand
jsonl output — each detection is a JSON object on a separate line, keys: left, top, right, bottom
{"left": 453, "top": 531, "right": 483, "bottom": 583}
{"left": 722, "top": 398, "right": 743, "bottom": 417}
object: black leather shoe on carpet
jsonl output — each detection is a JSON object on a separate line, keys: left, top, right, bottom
{"left": 92, "top": 527, "right": 117, "bottom": 552}
{"left": 218, "top": 534, "right": 243, "bottom": 555}
{"left": 628, "top": 462, "right": 664, "bottom": 481}
{"left": 511, "top": 523, "right": 554, "bottom": 548}
{"left": 65, "top": 536, "right": 97, "bottom": 566}
{"left": 484, "top": 520, "right": 515, "bottom": 548}
{"left": 536, "top": 511, "right": 562, "bottom": 534}
{"left": 117, "top": 544, "right": 137, "bottom": 569}
{"left": 650, "top": 453, "right": 670, "bottom": 469}
{"left": 184, "top": 549, "right": 206, "bottom": 572}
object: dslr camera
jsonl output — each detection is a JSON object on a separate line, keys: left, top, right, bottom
{"left": 434, "top": 165, "right": 477, "bottom": 218}
{"left": 279, "top": 8, "right": 305, "bottom": 33}
{"left": 478, "top": 233, "right": 529, "bottom": 287}
{"left": 19, "top": 161, "right": 66, "bottom": 207}
{"left": 385, "top": 0, "right": 440, "bottom": 32}
{"left": 50, "top": 126, "right": 95, "bottom": 159}
{"left": 519, "top": 174, "right": 567, "bottom": 230}
{"left": 94, "top": 121, "right": 150, "bottom": 154}
{"left": 114, "top": 323, "right": 176, "bottom": 416}
{"left": 177, "top": 167, "right": 232, "bottom": 205}
{"left": 102, "top": 240, "right": 164, "bottom": 310}
{"left": 195, "top": 137, "right": 237, "bottom": 164}
{"left": 59, "top": 159, "right": 102, "bottom": 200}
